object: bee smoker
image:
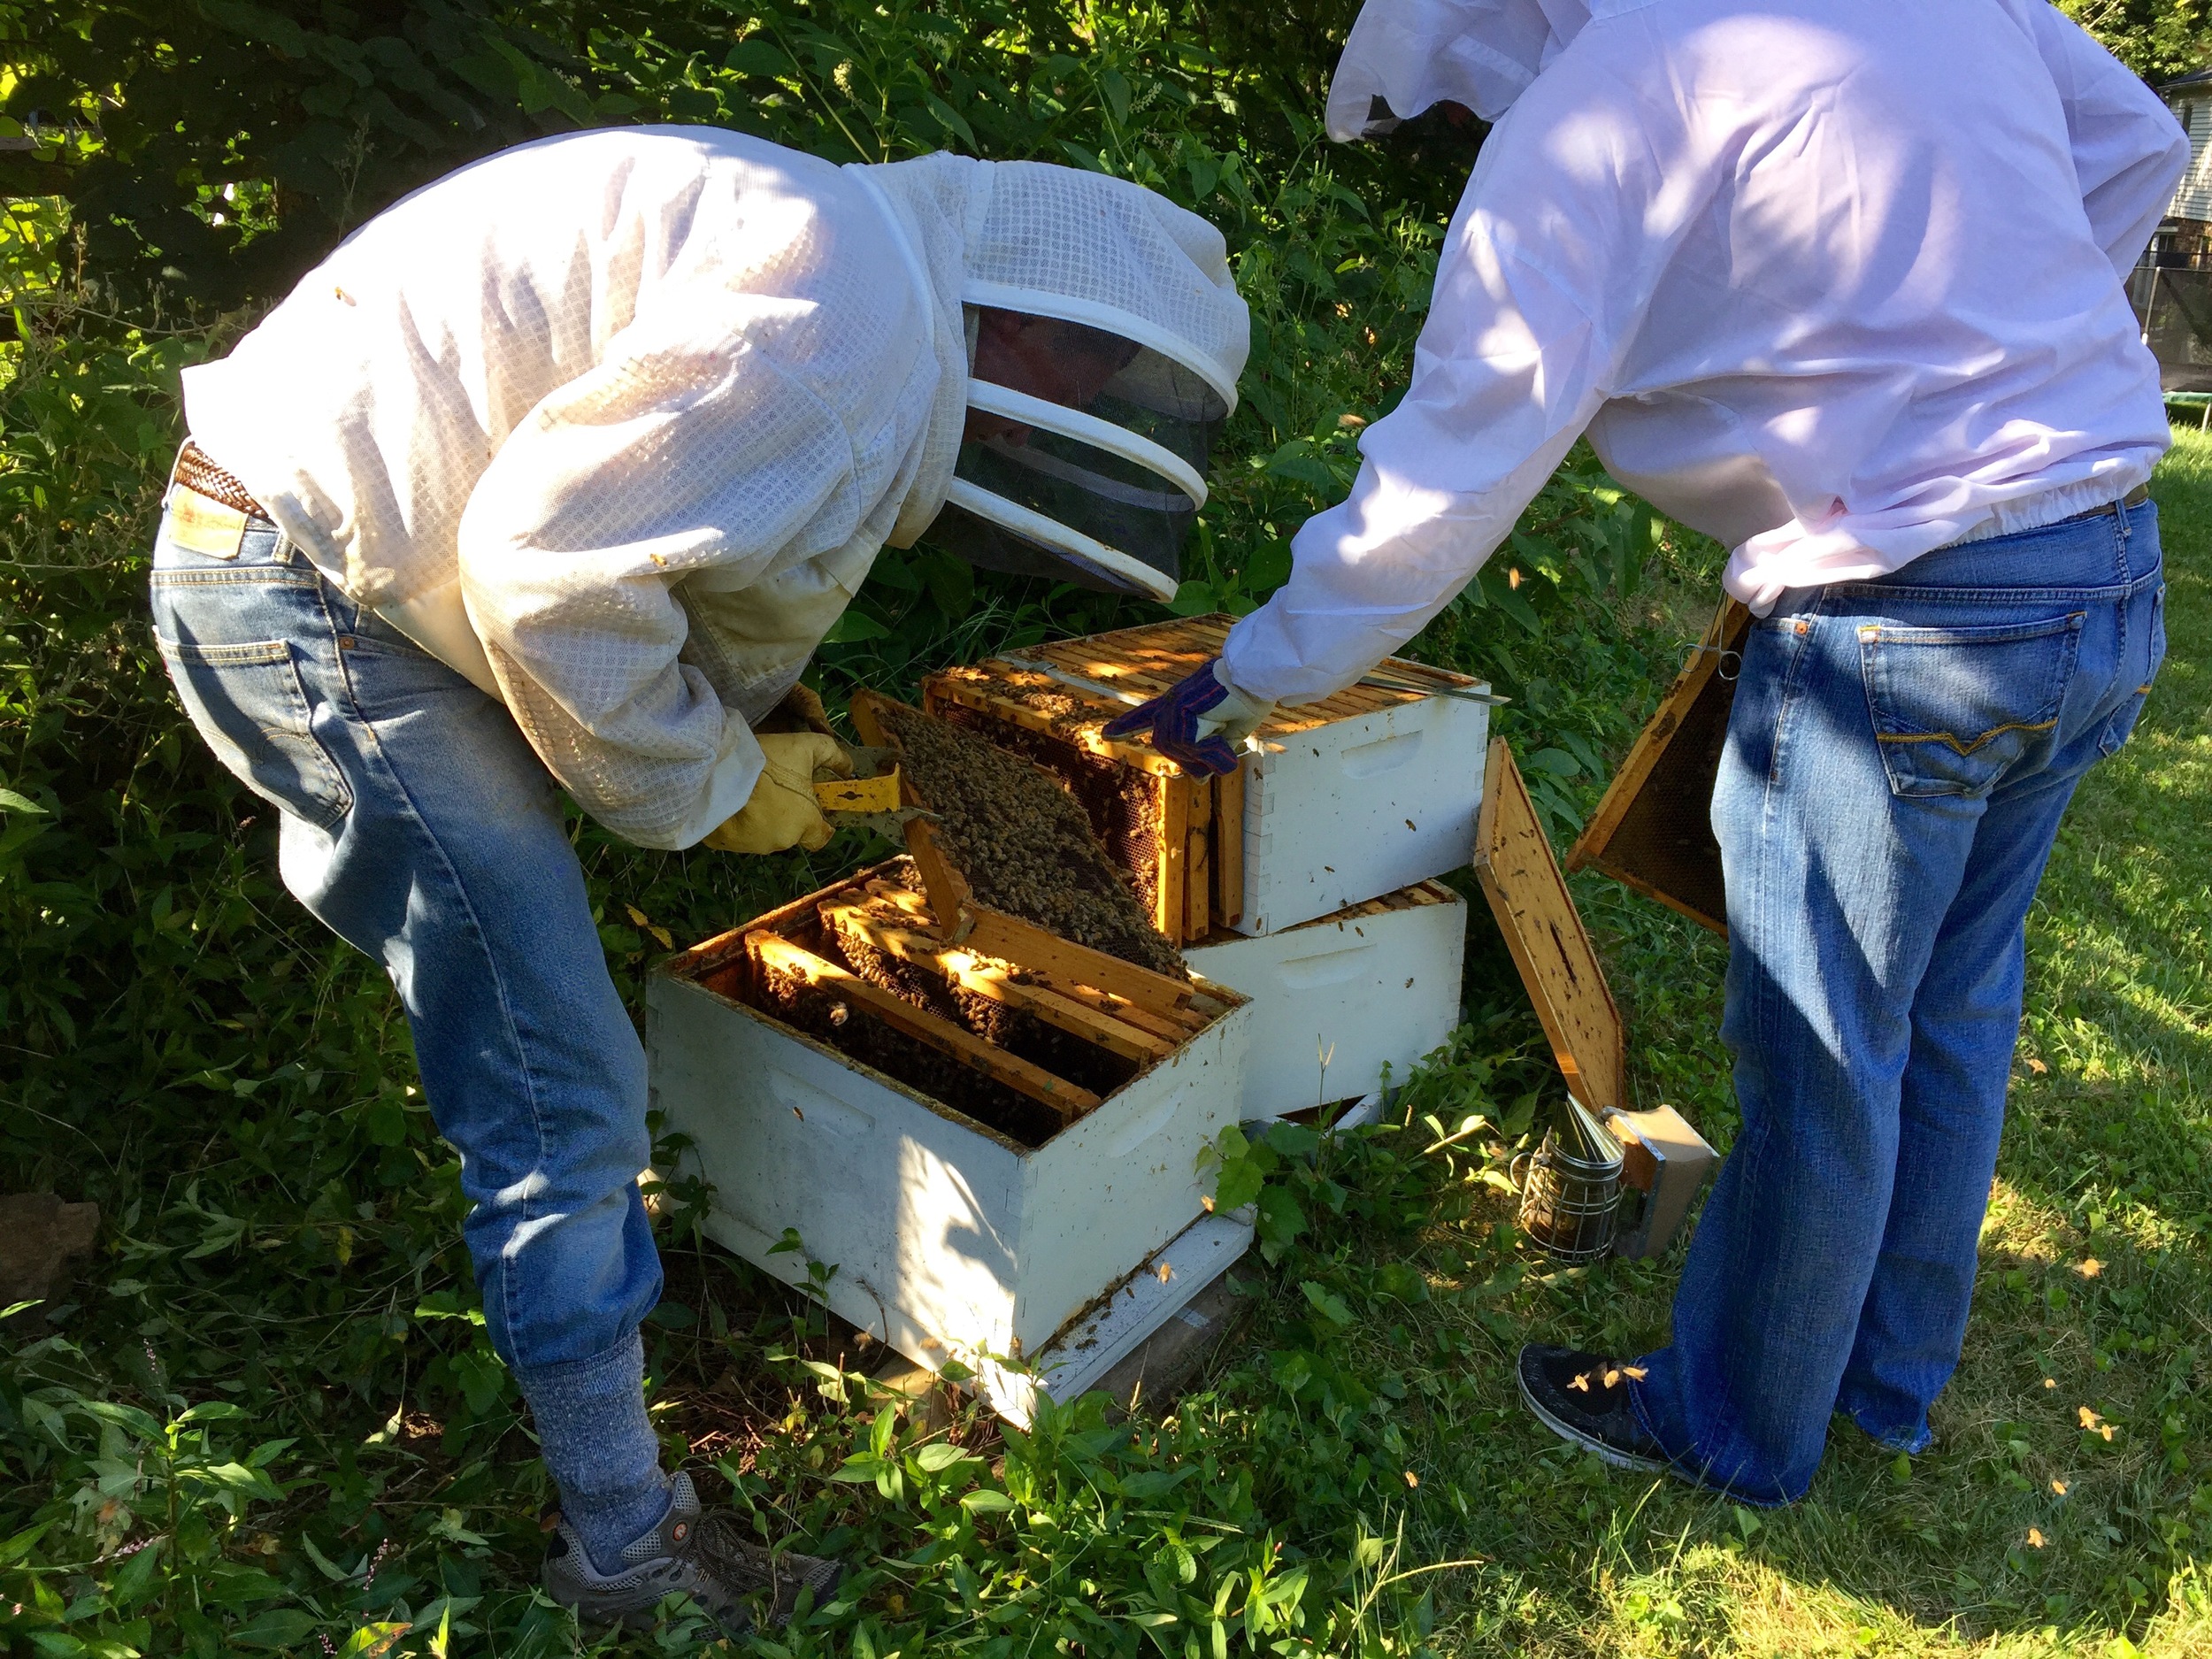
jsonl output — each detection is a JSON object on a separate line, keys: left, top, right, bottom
{"left": 1602, "top": 1105, "right": 1717, "bottom": 1260}
{"left": 1513, "top": 1099, "right": 1719, "bottom": 1263}
{"left": 1513, "top": 1097, "right": 1624, "bottom": 1263}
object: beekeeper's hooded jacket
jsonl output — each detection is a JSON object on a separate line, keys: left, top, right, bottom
{"left": 182, "top": 128, "right": 1246, "bottom": 849}
{"left": 1219, "top": 0, "right": 2190, "bottom": 705}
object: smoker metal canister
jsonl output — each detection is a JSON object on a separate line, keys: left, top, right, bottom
{"left": 1512, "top": 1097, "right": 1623, "bottom": 1263}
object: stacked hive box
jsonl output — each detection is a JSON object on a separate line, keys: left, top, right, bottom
{"left": 923, "top": 617, "right": 1488, "bottom": 1121}
{"left": 1181, "top": 881, "right": 1466, "bottom": 1126}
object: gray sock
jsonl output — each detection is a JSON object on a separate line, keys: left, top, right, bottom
{"left": 518, "top": 1330, "right": 671, "bottom": 1574}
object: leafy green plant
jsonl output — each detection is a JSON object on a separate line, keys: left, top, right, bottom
{"left": 4, "top": 1332, "right": 298, "bottom": 1655}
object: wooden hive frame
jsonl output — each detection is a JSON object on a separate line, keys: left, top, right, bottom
{"left": 665, "top": 858, "right": 1232, "bottom": 1138}
{"left": 847, "top": 688, "right": 1211, "bottom": 995}
{"left": 1564, "top": 596, "right": 1751, "bottom": 936}
{"left": 919, "top": 615, "right": 1485, "bottom": 945}
{"left": 1473, "top": 738, "right": 1624, "bottom": 1115}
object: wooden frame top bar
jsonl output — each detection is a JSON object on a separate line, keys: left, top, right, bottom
{"left": 927, "top": 615, "right": 1486, "bottom": 760}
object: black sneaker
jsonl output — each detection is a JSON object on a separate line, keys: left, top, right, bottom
{"left": 1517, "top": 1345, "right": 1670, "bottom": 1473}
{"left": 542, "top": 1471, "right": 842, "bottom": 1639}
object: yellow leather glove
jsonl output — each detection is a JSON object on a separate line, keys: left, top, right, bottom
{"left": 703, "top": 732, "right": 854, "bottom": 855}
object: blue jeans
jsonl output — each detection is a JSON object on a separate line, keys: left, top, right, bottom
{"left": 151, "top": 511, "right": 670, "bottom": 1563}
{"left": 1632, "top": 495, "right": 2166, "bottom": 1504}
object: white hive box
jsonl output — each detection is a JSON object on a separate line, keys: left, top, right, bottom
{"left": 1238, "top": 684, "right": 1489, "bottom": 937}
{"left": 923, "top": 616, "right": 1490, "bottom": 943}
{"left": 646, "top": 860, "right": 1252, "bottom": 1416}
{"left": 1182, "top": 880, "right": 1466, "bottom": 1124}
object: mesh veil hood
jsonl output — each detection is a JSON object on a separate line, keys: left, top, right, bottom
{"left": 1324, "top": 0, "right": 1594, "bottom": 136}
{"left": 856, "top": 153, "right": 1250, "bottom": 596}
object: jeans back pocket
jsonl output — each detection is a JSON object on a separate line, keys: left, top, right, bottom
{"left": 157, "top": 636, "right": 353, "bottom": 828}
{"left": 1857, "top": 611, "right": 2084, "bottom": 798}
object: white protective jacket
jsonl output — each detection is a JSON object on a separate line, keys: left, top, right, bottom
{"left": 1220, "top": 0, "right": 2190, "bottom": 705}
{"left": 181, "top": 129, "right": 1245, "bottom": 849}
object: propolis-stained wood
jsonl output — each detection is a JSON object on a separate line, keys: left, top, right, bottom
{"left": 1565, "top": 596, "right": 1751, "bottom": 936}
{"left": 923, "top": 616, "right": 1491, "bottom": 942}
{"left": 1473, "top": 739, "right": 1625, "bottom": 1115}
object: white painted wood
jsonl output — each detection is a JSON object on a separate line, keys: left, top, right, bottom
{"left": 2167, "top": 97, "right": 2212, "bottom": 224}
{"left": 1238, "top": 692, "right": 1488, "bottom": 934}
{"left": 645, "top": 966, "right": 1252, "bottom": 1382}
{"left": 1184, "top": 884, "right": 1466, "bottom": 1123}
{"left": 986, "top": 1211, "right": 1253, "bottom": 1425}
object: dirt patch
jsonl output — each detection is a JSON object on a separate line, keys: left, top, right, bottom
{"left": 878, "top": 704, "right": 1184, "bottom": 976}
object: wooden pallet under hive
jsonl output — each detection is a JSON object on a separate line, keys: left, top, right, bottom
{"left": 922, "top": 614, "right": 1492, "bottom": 943}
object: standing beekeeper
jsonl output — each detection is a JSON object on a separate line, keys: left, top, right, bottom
{"left": 152, "top": 127, "right": 1246, "bottom": 1632}
{"left": 1110, "top": 0, "right": 2183, "bottom": 1503}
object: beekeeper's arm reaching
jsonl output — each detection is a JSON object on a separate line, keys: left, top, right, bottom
{"left": 1106, "top": 63, "right": 1667, "bottom": 770}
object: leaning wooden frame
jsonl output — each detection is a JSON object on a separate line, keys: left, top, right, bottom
{"left": 1563, "top": 595, "right": 1752, "bottom": 936}
{"left": 1473, "top": 736, "right": 1626, "bottom": 1117}
{"left": 1473, "top": 736, "right": 1717, "bottom": 1261}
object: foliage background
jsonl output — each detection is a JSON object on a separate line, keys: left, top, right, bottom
{"left": 2, "top": 3, "right": 2207, "bottom": 1656}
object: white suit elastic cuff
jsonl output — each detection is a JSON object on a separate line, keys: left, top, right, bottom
{"left": 657, "top": 724, "right": 767, "bottom": 851}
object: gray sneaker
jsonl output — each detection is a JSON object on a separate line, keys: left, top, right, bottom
{"left": 541, "top": 1471, "right": 843, "bottom": 1639}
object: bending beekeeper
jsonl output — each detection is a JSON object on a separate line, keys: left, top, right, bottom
{"left": 1110, "top": 0, "right": 2182, "bottom": 1503}
{"left": 152, "top": 127, "right": 1246, "bottom": 1634}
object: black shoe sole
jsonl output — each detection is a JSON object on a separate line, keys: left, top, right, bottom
{"left": 1517, "top": 1364, "right": 1670, "bottom": 1474}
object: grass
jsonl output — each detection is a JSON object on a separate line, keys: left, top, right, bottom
{"left": 5, "top": 3, "right": 2203, "bottom": 1639}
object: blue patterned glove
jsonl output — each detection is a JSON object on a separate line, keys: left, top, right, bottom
{"left": 1100, "top": 657, "right": 1273, "bottom": 779}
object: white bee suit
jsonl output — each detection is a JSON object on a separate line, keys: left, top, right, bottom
{"left": 182, "top": 129, "right": 1246, "bottom": 849}
{"left": 1219, "top": 0, "right": 2188, "bottom": 706}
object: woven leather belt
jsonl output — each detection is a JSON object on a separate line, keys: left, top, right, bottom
{"left": 170, "top": 440, "right": 266, "bottom": 519}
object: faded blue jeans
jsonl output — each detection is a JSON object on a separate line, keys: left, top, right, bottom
{"left": 1632, "top": 495, "right": 2166, "bottom": 1504}
{"left": 151, "top": 507, "right": 671, "bottom": 1565}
